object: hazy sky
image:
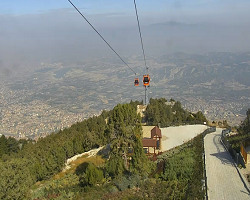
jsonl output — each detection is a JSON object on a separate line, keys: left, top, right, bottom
{"left": 0, "top": 0, "right": 250, "bottom": 69}
{"left": 0, "top": 0, "right": 228, "bottom": 15}
{"left": 1, "top": 0, "right": 250, "bottom": 23}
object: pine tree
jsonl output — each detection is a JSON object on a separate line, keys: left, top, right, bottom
{"left": 85, "top": 162, "right": 103, "bottom": 186}
{"left": 0, "top": 135, "right": 8, "bottom": 158}
{"left": 106, "top": 103, "right": 150, "bottom": 177}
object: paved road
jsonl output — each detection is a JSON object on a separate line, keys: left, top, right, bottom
{"left": 204, "top": 128, "right": 250, "bottom": 200}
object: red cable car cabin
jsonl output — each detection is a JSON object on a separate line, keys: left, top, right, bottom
{"left": 134, "top": 78, "right": 139, "bottom": 86}
{"left": 143, "top": 75, "right": 150, "bottom": 86}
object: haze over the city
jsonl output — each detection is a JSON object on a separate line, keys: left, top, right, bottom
{"left": 1, "top": 0, "right": 250, "bottom": 68}
{"left": 1, "top": 0, "right": 250, "bottom": 136}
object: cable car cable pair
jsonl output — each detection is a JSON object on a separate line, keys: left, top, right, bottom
{"left": 68, "top": 0, "right": 150, "bottom": 88}
{"left": 133, "top": 0, "right": 150, "bottom": 87}
{"left": 67, "top": 0, "right": 137, "bottom": 76}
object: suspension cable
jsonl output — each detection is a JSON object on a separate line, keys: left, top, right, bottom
{"left": 68, "top": 0, "right": 137, "bottom": 75}
{"left": 133, "top": 0, "right": 148, "bottom": 74}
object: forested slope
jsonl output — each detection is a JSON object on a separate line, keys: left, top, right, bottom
{"left": 0, "top": 99, "right": 207, "bottom": 199}
{"left": 0, "top": 101, "right": 147, "bottom": 199}
{"left": 0, "top": 107, "right": 113, "bottom": 199}
{"left": 145, "top": 98, "right": 207, "bottom": 127}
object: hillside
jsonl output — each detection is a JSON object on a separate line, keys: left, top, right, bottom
{"left": 155, "top": 52, "right": 250, "bottom": 90}
{"left": 0, "top": 99, "right": 208, "bottom": 199}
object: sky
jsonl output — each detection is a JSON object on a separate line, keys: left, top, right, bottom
{"left": 1, "top": 0, "right": 218, "bottom": 15}
{"left": 1, "top": 0, "right": 250, "bottom": 22}
{"left": 0, "top": 0, "right": 250, "bottom": 70}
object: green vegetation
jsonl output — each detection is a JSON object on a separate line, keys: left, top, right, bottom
{"left": 0, "top": 135, "right": 28, "bottom": 158}
{"left": 145, "top": 98, "right": 207, "bottom": 127}
{"left": 160, "top": 134, "right": 205, "bottom": 199}
{"left": 0, "top": 101, "right": 150, "bottom": 199}
{"left": 0, "top": 99, "right": 206, "bottom": 199}
{"left": 84, "top": 162, "right": 104, "bottom": 186}
{"left": 0, "top": 108, "right": 111, "bottom": 199}
{"left": 106, "top": 103, "right": 151, "bottom": 177}
{"left": 238, "top": 109, "right": 250, "bottom": 135}
{"left": 226, "top": 134, "right": 250, "bottom": 152}
{"left": 30, "top": 134, "right": 205, "bottom": 200}
{"left": 129, "top": 99, "right": 143, "bottom": 110}
{"left": 226, "top": 108, "right": 250, "bottom": 152}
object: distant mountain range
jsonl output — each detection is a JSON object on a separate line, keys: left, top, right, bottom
{"left": 153, "top": 51, "right": 250, "bottom": 91}
{"left": 149, "top": 21, "right": 197, "bottom": 27}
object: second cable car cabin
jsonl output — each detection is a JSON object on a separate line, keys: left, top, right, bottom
{"left": 143, "top": 75, "right": 150, "bottom": 86}
{"left": 134, "top": 78, "right": 139, "bottom": 86}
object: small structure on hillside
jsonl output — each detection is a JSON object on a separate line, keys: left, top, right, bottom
{"left": 142, "top": 138, "right": 157, "bottom": 155}
{"left": 137, "top": 105, "right": 147, "bottom": 123}
{"left": 165, "top": 101, "right": 175, "bottom": 107}
{"left": 142, "top": 126, "right": 162, "bottom": 156}
{"left": 137, "top": 105, "right": 147, "bottom": 117}
{"left": 151, "top": 126, "right": 162, "bottom": 150}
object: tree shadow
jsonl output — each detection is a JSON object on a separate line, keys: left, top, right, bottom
{"left": 75, "top": 162, "right": 89, "bottom": 176}
{"left": 210, "top": 134, "right": 235, "bottom": 165}
{"left": 210, "top": 152, "right": 234, "bottom": 166}
{"left": 210, "top": 133, "right": 250, "bottom": 194}
{"left": 213, "top": 134, "right": 224, "bottom": 153}
{"left": 97, "top": 144, "right": 111, "bottom": 159}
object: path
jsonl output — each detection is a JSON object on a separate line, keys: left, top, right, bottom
{"left": 63, "top": 146, "right": 104, "bottom": 172}
{"left": 204, "top": 128, "right": 250, "bottom": 200}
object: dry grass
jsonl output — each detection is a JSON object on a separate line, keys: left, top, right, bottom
{"left": 52, "top": 154, "right": 105, "bottom": 180}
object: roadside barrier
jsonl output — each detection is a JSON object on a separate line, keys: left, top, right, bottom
{"left": 220, "top": 130, "right": 246, "bottom": 168}
{"left": 202, "top": 126, "right": 216, "bottom": 200}
{"left": 220, "top": 129, "right": 250, "bottom": 194}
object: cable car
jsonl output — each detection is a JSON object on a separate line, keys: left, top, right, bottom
{"left": 143, "top": 75, "right": 150, "bottom": 86}
{"left": 134, "top": 78, "right": 139, "bottom": 86}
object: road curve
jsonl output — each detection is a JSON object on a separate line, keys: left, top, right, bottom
{"left": 204, "top": 128, "right": 250, "bottom": 200}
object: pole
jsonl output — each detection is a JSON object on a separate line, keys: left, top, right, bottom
{"left": 236, "top": 153, "right": 239, "bottom": 166}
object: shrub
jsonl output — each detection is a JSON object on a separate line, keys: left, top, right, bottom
{"left": 108, "top": 185, "right": 118, "bottom": 193}
{"left": 114, "top": 176, "right": 130, "bottom": 191}
{"left": 85, "top": 162, "right": 104, "bottom": 186}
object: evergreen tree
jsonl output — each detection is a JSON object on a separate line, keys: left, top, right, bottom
{"left": 238, "top": 108, "right": 250, "bottom": 134}
{"left": 145, "top": 98, "right": 207, "bottom": 127}
{"left": 106, "top": 103, "right": 150, "bottom": 177}
{"left": 194, "top": 111, "right": 207, "bottom": 123}
{"left": 7, "top": 137, "right": 19, "bottom": 153}
{"left": 85, "top": 162, "right": 103, "bottom": 186}
{"left": 0, "top": 135, "right": 8, "bottom": 158}
{"left": 0, "top": 158, "right": 34, "bottom": 200}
